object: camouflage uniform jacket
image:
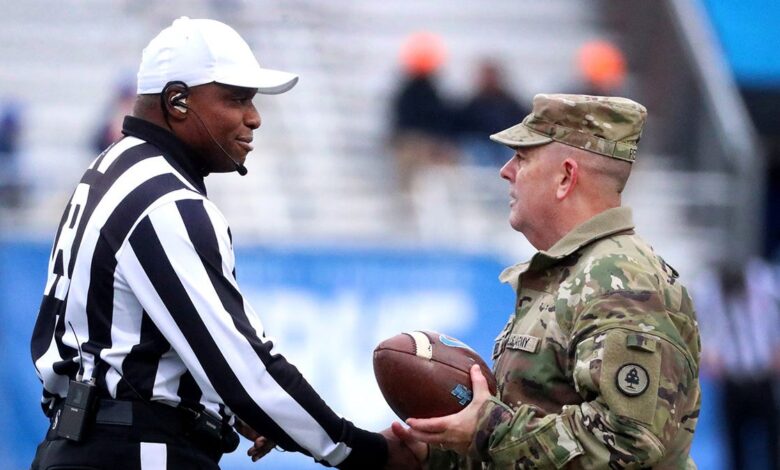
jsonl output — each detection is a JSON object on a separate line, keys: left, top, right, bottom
{"left": 429, "top": 207, "right": 700, "bottom": 469}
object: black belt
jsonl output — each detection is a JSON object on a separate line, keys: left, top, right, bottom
{"left": 48, "top": 398, "right": 239, "bottom": 457}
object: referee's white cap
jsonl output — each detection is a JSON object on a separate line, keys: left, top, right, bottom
{"left": 136, "top": 16, "right": 298, "bottom": 95}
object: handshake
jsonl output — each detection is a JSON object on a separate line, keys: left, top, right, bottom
{"left": 238, "top": 331, "right": 496, "bottom": 469}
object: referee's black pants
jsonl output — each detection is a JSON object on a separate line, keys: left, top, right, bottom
{"left": 30, "top": 400, "right": 229, "bottom": 470}
{"left": 30, "top": 435, "right": 220, "bottom": 470}
{"left": 724, "top": 376, "right": 779, "bottom": 470}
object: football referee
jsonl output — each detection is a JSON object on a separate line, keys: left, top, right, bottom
{"left": 30, "top": 17, "right": 417, "bottom": 470}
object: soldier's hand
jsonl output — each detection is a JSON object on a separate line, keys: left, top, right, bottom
{"left": 403, "top": 364, "right": 491, "bottom": 456}
{"left": 234, "top": 418, "right": 276, "bottom": 462}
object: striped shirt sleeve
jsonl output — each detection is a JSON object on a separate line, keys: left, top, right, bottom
{"left": 116, "top": 197, "right": 386, "bottom": 468}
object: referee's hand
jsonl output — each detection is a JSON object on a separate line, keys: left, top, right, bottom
{"left": 235, "top": 418, "right": 276, "bottom": 462}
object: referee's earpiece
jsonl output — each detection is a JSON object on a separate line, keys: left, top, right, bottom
{"left": 170, "top": 92, "right": 189, "bottom": 114}
{"left": 161, "top": 80, "right": 191, "bottom": 116}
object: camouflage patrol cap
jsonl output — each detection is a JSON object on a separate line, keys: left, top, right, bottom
{"left": 490, "top": 94, "right": 647, "bottom": 162}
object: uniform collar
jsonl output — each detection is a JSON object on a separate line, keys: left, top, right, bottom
{"left": 121, "top": 116, "right": 208, "bottom": 195}
{"left": 499, "top": 207, "right": 634, "bottom": 286}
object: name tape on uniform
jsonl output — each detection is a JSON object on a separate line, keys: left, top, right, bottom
{"left": 505, "top": 334, "right": 540, "bottom": 353}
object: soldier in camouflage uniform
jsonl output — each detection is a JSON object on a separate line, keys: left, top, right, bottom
{"left": 394, "top": 94, "right": 701, "bottom": 469}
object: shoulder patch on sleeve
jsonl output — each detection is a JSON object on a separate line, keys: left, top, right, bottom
{"left": 616, "top": 363, "right": 649, "bottom": 396}
{"left": 601, "top": 330, "right": 661, "bottom": 425}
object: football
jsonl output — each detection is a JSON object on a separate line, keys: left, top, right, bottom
{"left": 373, "top": 331, "right": 497, "bottom": 421}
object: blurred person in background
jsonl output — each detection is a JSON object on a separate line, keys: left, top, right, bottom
{"left": 393, "top": 94, "right": 701, "bottom": 468}
{"left": 457, "top": 60, "right": 529, "bottom": 167}
{"left": 91, "top": 78, "right": 137, "bottom": 155}
{"left": 693, "top": 259, "right": 780, "bottom": 469}
{"left": 390, "top": 31, "right": 459, "bottom": 192}
{"left": 30, "top": 17, "right": 417, "bottom": 470}
{"left": 0, "top": 99, "right": 23, "bottom": 209}
{"left": 575, "top": 40, "right": 628, "bottom": 97}
{"left": 766, "top": 137, "right": 780, "bottom": 259}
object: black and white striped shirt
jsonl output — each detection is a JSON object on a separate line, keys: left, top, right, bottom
{"left": 31, "top": 116, "right": 385, "bottom": 468}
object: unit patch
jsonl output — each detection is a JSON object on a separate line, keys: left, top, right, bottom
{"left": 616, "top": 363, "right": 649, "bottom": 396}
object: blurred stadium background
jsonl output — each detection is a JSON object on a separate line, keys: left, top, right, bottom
{"left": 1, "top": 0, "right": 779, "bottom": 468}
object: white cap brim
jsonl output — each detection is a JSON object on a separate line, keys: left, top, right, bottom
{"left": 255, "top": 67, "right": 299, "bottom": 95}
{"left": 214, "top": 66, "right": 298, "bottom": 95}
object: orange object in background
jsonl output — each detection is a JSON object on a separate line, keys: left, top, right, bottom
{"left": 577, "top": 40, "right": 627, "bottom": 91}
{"left": 400, "top": 32, "right": 447, "bottom": 77}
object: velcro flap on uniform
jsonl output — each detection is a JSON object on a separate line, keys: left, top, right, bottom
{"left": 489, "top": 415, "right": 582, "bottom": 469}
{"left": 505, "top": 334, "right": 540, "bottom": 353}
{"left": 539, "top": 416, "right": 584, "bottom": 468}
{"left": 492, "top": 316, "right": 514, "bottom": 360}
{"left": 626, "top": 333, "right": 656, "bottom": 353}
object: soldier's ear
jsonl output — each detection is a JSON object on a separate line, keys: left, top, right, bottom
{"left": 556, "top": 158, "right": 578, "bottom": 200}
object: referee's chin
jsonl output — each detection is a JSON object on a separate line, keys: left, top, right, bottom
{"left": 208, "top": 156, "right": 246, "bottom": 174}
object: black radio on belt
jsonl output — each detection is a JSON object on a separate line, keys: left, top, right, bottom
{"left": 55, "top": 379, "right": 98, "bottom": 442}
{"left": 188, "top": 410, "right": 239, "bottom": 453}
{"left": 55, "top": 323, "right": 99, "bottom": 442}
{"left": 191, "top": 411, "right": 223, "bottom": 441}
